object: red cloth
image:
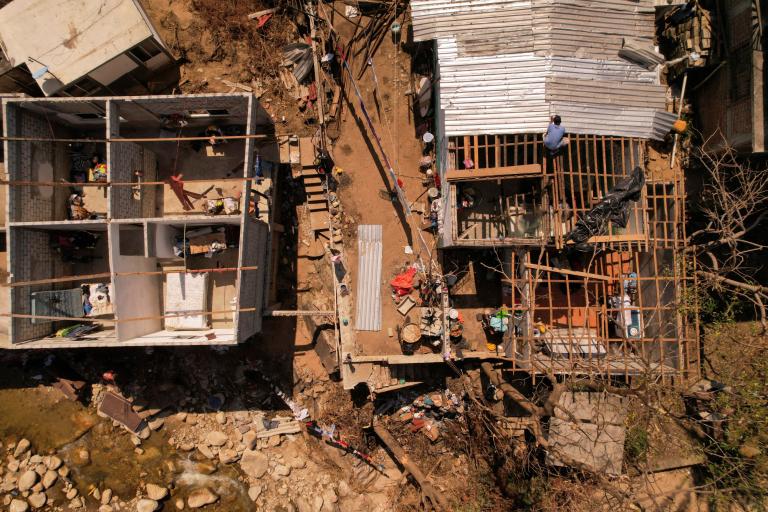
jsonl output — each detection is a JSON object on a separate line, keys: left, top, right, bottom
{"left": 256, "top": 13, "right": 273, "bottom": 28}
{"left": 390, "top": 267, "right": 417, "bottom": 296}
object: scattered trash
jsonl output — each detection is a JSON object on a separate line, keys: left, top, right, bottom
{"left": 345, "top": 5, "right": 359, "bottom": 18}
{"left": 52, "top": 377, "right": 86, "bottom": 401}
{"left": 566, "top": 167, "right": 645, "bottom": 251}
{"left": 390, "top": 267, "right": 417, "bottom": 296}
{"left": 306, "top": 421, "right": 385, "bottom": 473}
{"left": 282, "top": 43, "right": 313, "bottom": 83}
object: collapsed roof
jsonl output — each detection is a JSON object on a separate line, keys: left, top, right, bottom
{"left": 0, "top": 0, "right": 163, "bottom": 95}
{"left": 411, "top": 0, "right": 676, "bottom": 139}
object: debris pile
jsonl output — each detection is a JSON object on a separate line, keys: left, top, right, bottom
{"left": 382, "top": 390, "right": 465, "bottom": 442}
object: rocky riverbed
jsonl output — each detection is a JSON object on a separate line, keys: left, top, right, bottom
{"left": 0, "top": 351, "right": 402, "bottom": 512}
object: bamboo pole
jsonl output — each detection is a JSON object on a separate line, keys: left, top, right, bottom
{"left": 523, "top": 263, "right": 614, "bottom": 282}
{"left": 0, "top": 133, "right": 280, "bottom": 144}
{"left": 1, "top": 176, "right": 266, "bottom": 187}
{"left": 3, "top": 266, "right": 260, "bottom": 288}
{"left": 3, "top": 306, "right": 260, "bottom": 324}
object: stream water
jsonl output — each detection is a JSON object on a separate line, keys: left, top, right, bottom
{"left": 0, "top": 371, "right": 252, "bottom": 510}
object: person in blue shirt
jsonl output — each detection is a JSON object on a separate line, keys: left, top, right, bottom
{"left": 544, "top": 115, "right": 569, "bottom": 155}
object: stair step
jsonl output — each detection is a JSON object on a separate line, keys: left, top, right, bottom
{"left": 309, "top": 211, "right": 330, "bottom": 232}
{"left": 299, "top": 137, "right": 316, "bottom": 168}
{"left": 307, "top": 195, "right": 326, "bottom": 203}
{"left": 303, "top": 176, "right": 323, "bottom": 185}
{"left": 305, "top": 184, "right": 325, "bottom": 194}
{"left": 308, "top": 202, "right": 328, "bottom": 212}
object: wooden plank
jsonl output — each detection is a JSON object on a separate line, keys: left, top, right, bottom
{"left": 446, "top": 164, "right": 542, "bottom": 182}
{"left": 523, "top": 263, "right": 614, "bottom": 282}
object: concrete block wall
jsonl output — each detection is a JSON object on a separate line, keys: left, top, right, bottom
{"left": 9, "top": 228, "right": 69, "bottom": 342}
{"left": 131, "top": 95, "right": 250, "bottom": 119}
{"left": 110, "top": 142, "right": 158, "bottom": 219}
{"left": 5, "top": 106, "right": 66, "bottom": 223}
{"left": 236, "top": 218, "right": 268, "bottom": 340}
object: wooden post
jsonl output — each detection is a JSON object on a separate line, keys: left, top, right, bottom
{"left": 373, "top": 421, "right": 450, "bottom": 511}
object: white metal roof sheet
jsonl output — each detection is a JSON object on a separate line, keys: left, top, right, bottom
{"left": 355, "top": 225, "right": 383, "bottom": 332}
{"left": 414, "top": 0, "right": 673, "bottom": 139}
{"left": 0, "top": 0, "right": 155, "bottom": 95}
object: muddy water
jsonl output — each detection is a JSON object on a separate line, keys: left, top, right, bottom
{"left": 0, "top": 380, "right": 251, "bottom": 510}
{"left": 0, "top": 384, "right": 96, "bottom": 452}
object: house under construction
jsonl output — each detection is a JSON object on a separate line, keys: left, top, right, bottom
{"left": 2, "top": 93, "right": 277, "bottom": 348}
{"left": 342, "top": 0, "right": 699, "bottom": 392}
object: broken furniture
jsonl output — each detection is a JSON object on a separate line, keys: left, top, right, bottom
{"left": 419, "top": 307, "right": 443, "bottom": 348}
{"left": 173, "top": 227, "right": 231, "bottom": 257}
{"left": 31, "top": 284, "right": 113, "bottom": 324}
{"left": 396, "top": 295, "right": 416, "bottom": 316}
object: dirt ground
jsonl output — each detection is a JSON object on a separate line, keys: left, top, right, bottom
{"left": 332, "top": 39, "right": 426, "bottom": 354}
{"left": 139, "top": 0, "right": 316, "bottom": 138}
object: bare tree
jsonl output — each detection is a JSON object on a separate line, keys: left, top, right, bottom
{"left": 687, "top": 139, "right": 768, "bottom": 330}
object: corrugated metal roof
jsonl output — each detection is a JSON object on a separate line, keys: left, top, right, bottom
{"left": 413, "top": 0, "right": 673, "bottom": 139}
{"left": 355, "top": 225, "right": 383, "bottom": 332}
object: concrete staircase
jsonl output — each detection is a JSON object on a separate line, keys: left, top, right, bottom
{"left": 367, "top": 362, "right": 441, "bottom": 393}
{"left": 298, "top": 137, "right": 330, "bottom": 234}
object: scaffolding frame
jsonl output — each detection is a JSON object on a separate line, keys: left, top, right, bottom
{"left": 442, "top": 131, "right": 697, "bottom": 384}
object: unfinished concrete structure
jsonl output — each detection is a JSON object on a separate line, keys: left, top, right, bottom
{"left": 2, "top": 93, "right": 277, "bottom": 348}
{"left": 0, "top": 0, "right": 174, "bottom": 97}
{"left": 342, "top": 0, "right": 699, "bottom": 392}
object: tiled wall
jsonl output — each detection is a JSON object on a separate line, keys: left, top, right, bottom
{"left": 110, "top": 141, "right": 158, "bottom": 219}
{"left": 10, "top": 228, "right": 69, "bottom": 342}
{"left": 5, "top": 106, "right": 68, "bottom": 222}
{"left": 236, "top": 218, "right": 268, "bottom": 340}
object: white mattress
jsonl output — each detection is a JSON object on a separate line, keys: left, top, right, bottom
{"left": 165, "top": 272, "right": 209, "bottom": 330}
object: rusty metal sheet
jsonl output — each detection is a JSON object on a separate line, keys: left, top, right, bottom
{"left": 98, "top": 391, "right": 143, "bottom": 433}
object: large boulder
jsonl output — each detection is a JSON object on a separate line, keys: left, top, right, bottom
{"left": 13, "top": 439, "right": 31, "bottom": 458}
{"left": 187, "top": 488, "right": 218, "bottom": 508}
{"left": 146, "top": 483, "right": 169, "bottom": 501}
{"left": 17, "top": 470, "right": 38, "bottom": 492}
{"left": 204, "top": 431, "right": 228, "bottom": 447}
{"left": 9, "top": 499, "right": 29, "bottom": 512}
{"left": 239, "top": 449, "right": 268, "bottom": 479}
{"left": 137, "top": 498, "right": 159, "bottom": 512}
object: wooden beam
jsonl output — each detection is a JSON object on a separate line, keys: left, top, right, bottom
{"left": 4, "top": 266, "right": 259, "bottom": 288}
{"left": 445, "top": 164, "right": 542, "bottom": 182}
{"left": 263, "top": 309, "right": 335, "bottom": 317}
{"left": 523, "top": 263, "right": 613, "bottom": 282}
